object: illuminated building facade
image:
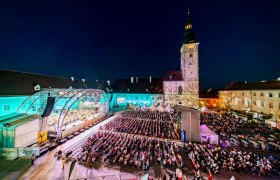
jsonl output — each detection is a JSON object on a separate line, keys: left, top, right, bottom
{"left": 219, "top": 81, "right": 280, "bottom": 124}
{"left": 199, "top": 89, "right": 220, "bottom": 109}
{"left": 163, "top": 10, "right": 199, "bottom": 107}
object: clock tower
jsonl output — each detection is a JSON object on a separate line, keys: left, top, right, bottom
{"left": 181, "top": 9, "right": 199, "bottom": 105}
{"left": 163, "top": 9, "right": 199, "bottom": 107}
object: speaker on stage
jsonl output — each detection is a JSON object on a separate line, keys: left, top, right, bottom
{"left": 41, "top": 97, "right": 55, "bottom": 117}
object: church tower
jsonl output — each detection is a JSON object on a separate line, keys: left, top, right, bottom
{"left": 163, "top": 8, "right": 199, "bottom": 107}
{"left": 180, "top": 9, "right": 199, "bottom": 106}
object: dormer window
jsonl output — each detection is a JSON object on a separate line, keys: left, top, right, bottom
{"left": 169, "top": 75, "right": 173, "bottom": 81}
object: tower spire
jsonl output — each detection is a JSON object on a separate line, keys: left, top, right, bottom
{"left": 185, "top": 8, "right": 192, "bottom": 30}
{"left": 182, "top": 7, "right": 197, "bottom": 44}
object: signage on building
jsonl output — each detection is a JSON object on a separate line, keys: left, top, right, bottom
{"left": 18, "top": 147, "right": 40, "bottom": 157}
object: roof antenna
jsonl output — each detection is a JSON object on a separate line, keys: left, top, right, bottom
{"left": 187, "top": 7, "right": 190, "bottom": 17}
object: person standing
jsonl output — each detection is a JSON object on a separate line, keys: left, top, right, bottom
{"left": 61, "top": 153, "right": 66, "bottom": 169}
{"left": 31, "top": 154, "right": 35, "bottom": 165}
{"left": 208, "top": 171, "right": 212, "bottom": 180}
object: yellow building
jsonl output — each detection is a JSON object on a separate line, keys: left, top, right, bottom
{"left": 219, "top": 81, "right": 280, "bottom": 124}
{"left": 199, "top": 89, "right": 220, "bottom": 109}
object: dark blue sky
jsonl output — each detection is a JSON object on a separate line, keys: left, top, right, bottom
{"left": 0, "top": 0, "right": 279, "bottom": 89}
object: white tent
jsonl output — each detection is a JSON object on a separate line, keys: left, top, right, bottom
{"left": 156, "top": 103, "right": 165, "bottom": 112}
{"left": 200, "top": 124, "right": 219, "bottom": 145}
{"left": 141, "top": 104, "right": 149, "bottom": 111}
{"left": 149, "top": 103, "right": 157, "bottom": 111}
{"left": 164, "top": 104, "right": 174, "bottom": 113}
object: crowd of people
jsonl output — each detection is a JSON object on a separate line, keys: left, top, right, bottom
{"left": 201, "top": 112, "right": 280, "bottom": 151}
{"left": 77, "top": 131, "right": 183, "bottom": 170}
{"left": 120, "top": 111, "right": 175, "bottom": 122}
{"left": 101, "top": 116, "right": 180, "bottom": 139}
{"left": 185, "top": 142, "right": 280, "bottom": 176}
{"left": 200, "top": 112, "right": 245, "bottom": 136}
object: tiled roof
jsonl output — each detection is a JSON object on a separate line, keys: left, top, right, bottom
{"left": 163, "top": 71, "right": 183, "bottom": 81}
{"left": 111, "top": 78, "right": 163, "bottom": 94}
{"left": 221, "top": 81, "right": 280, "bottom": 91}
{"left": 0, "top": 70, "right": 90, "bottom": 95}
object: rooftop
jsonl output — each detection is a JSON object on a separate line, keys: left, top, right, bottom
{"left": 222, "top": 80, "right": 280, "bottom": 91}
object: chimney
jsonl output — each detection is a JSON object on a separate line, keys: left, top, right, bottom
{"left": 149, "top": 76, "right": 152, "bottom": 83}
{"left": 136, "top": 77, "right": 138, "bottom": 83}
{"left": 131, "top": 77, "right": 134, "bottom": 83}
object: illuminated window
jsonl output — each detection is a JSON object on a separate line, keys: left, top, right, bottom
{"left": 189, "top": 48, "right": 194, "bottom": 53}
{"left": 269, "top": 102, "right": 273, "bottom": 108}
{"left": 178, "top": 86, "right": 183, "bottom": 95}
{"left": 3, "top": 104, "right": 11, "bottom": 112}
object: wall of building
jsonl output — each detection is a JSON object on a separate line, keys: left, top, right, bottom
{"left": 0, "top": 96, "right": 29, "bottom": 116}
{"left": 219, "top": 90, "right": 280, "bottom": 115}
{"left": 199, "top": 98, "right": 220, "bottom": 109}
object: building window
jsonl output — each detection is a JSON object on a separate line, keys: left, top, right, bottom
{"left": 260, "top": 93, "right": 264, "bottom": 97}
{"left": 242, "top": 92, "right": 244, "bottom": 96}
{"left": 261, "top": 101, "right": 265, "bottom": 107}
{"left": 269, "top": 102, "right": 273, "bottom": 108}
{"left": 253, "top": 92, "right": 256, "bottom": 96}
{"left": 3, "top": 104, "right": 11, "bottom": 112}
{"left": 278, "top": 93, "right": 280, "bottom": 98}
{"left": 269, "top": 93, "right": 273, "bottom": 97}
{"left": 189, "top": 48, "right": 194, "bottom": 53}
{"left": 178, "top": 86, "right": 183, "bottom": 95}
{"left": 189, "top": 54, "right": 193, "bottom": 57}
{"left": 253, "top": 100, "right": 256, "bottom": 106}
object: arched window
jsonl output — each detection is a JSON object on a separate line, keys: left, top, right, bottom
{"left": 178, "top": 86, "right": 183, "bottom": 95}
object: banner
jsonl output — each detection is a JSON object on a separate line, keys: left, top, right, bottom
{"left": 38, "top": 130, "right": 48, "bottom": 144}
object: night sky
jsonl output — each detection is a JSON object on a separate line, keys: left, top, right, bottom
{"left": 0, "top": 0, "right": 279, "bottom": 90}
